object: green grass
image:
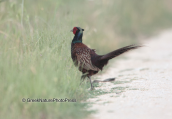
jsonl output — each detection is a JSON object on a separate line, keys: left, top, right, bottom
{"left": 81, "top": 0, "right": 172, "bottom": 54}
{"left": 0, "top": 0, "right": 172, "bottom": 119}
{"left": 0, "top": 28, "right": 92, "bottom": 119}
{"left": 0, "top": 1, "right": 91, "bottom": 119}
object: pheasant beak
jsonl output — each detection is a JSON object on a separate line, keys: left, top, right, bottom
{"left": 70, "top": 29, "right": 73, "bottom": 32}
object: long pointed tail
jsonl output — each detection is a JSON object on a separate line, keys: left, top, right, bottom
{"left": 100, "top": 44, "right": 142, "bottom": 61}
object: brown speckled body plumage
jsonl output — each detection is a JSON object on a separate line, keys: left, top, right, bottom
{"left": 71, "top": 43, "right": 100, "bottom": 77}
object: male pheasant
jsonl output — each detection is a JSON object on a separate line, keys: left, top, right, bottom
{"left": 71, "top": 27, "right": 141, "bottom": 90}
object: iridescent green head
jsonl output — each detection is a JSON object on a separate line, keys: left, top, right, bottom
{"left": 71, "top": 27, "right": 84, "bottom": 44}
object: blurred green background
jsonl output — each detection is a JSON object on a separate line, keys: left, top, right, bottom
{"left": 0, "top": 0, "right": 172, "bottom": 119}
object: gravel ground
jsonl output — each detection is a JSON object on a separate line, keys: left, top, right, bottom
{"left": 87, "top": 30, "right": 172, "bottom": 119}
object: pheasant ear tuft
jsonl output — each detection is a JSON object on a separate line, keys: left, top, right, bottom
{"left": 82, "top": 29, "right": 84, "bottom": 31}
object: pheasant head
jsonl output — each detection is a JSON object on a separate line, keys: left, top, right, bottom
{"left": 71, "top": 27, "right": 84, "bottom": 44}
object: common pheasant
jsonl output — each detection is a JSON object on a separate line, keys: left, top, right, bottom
{"left": 71, "top": 27, "right": 141, "bottom": 90}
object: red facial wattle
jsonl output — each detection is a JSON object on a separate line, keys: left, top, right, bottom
{"left": 73, "top": 27, "right": 77, "bottom": 34}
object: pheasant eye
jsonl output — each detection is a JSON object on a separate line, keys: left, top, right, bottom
{"left": 73, "top": 27, "right": 77, "bottom": 34}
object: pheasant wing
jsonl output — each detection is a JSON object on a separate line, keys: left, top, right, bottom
{"left": 76, "top": 48, "right": 99, "bottom": 71}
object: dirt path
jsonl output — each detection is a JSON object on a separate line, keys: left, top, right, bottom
{"left": 87, "top": 30, "right": 172, "bottom": 119}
